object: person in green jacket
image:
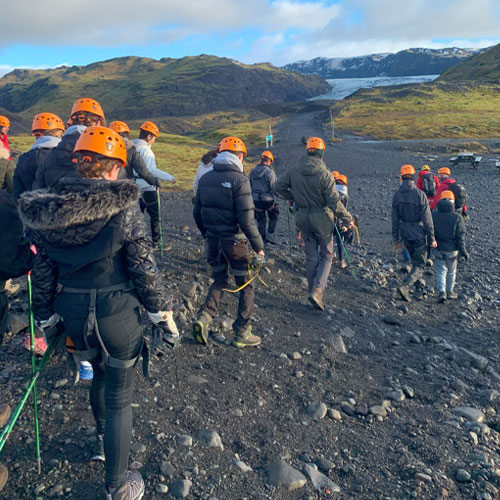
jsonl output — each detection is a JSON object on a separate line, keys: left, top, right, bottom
{"left": 275, "top": 137, "right": 353, "bottom": 310}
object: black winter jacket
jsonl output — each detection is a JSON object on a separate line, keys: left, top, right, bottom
{"left": 18, "top": 178, "right": 167, "bottom": 320}
{"left": 119, "top": 137, "right": 157, "bottom": 186}
{"left": 0, "top": 190, "right": 32, "bottom": 280}
{"left": 392, "top": 179, "right": 434, "bottom": 242}
{"left": 34, "top": 132, "right": 81, "bottom": 189}
{"left": 432, "top": 200, "right": 467, "bottom": 256}
{"left": 193, "top": 152, "right": 264, "bottom": 253}
{"left": 14, "top": 147, "right": 52, "bottom": 199}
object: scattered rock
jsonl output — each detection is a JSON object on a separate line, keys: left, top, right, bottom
{"left": 369, "top": 405, "right": 387, "bottom": 418}
{"left": 290, "top": 352, "right": 302, "bottom": 360}
{"left": 170, "top": 479, "right": 192, "bottom": 498}
{"left": 402, "top": 385, "right": 414, "bottom": 398}
{"left": 176, "top": 435, "right": 193, "bottom": 447}
{"left": 155, "top": 483, "right": 169, "bottom": 494}
{"left": 9, "top": 314, "right": 28, "bottom": 335}
{"left": 307, "top": 402, "right": 327, "bottom": 420}
{"left": 160, "top": 462, "right": 175, "bottom": 478}
{"left": 179, "top": 282, "right": 197, "bottom": 298}
{"left": 456, "top": 469, "right": 471, "bottom": 482}
{"left": 233, "top": 460, "right": 252, "bottom": 472}
{"left": 386, "top": 389, "right": 405, "bottom": 402}
{"left": 315, "top": 457, "right": 335, "bottom": 472}
{"left": 415, "top": 472, "right": 432, "bottom": 483}
{"left": 451, "top": 407, "right": 485, "bottom": 423}
{"left": 328, "top": 409, "right": 342, "bottom": 421}
{"left": 304, "top": 463, "right": 341, "bottom": 493}
{"left": 340, "top": 326, "right": 355, "bottom": 339}
{"left": 0, "top": 404, "right": 11, "bottom": 428}
{"left": 197, "top": 429, "right": 224, "bottom": 450}
{"left": 382, "top": 315, "right": 401, "bottom": 326}
{"left": 186, "top": 375, "right": 208, "bottom": 385}
{"left": 341, "top": 404, "right": 356, "bottom": 416}
{"left": 331, "top": 335, "right": 347, "bottom": 354}
{"left": 130, "top": 442, "right": 146, "bottom": 454}
{"left": 265, "top": 459, "right": 307, "bottom": 491}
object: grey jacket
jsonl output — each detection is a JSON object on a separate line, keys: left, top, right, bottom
{"left": 250, "top": 163, "right": 276, "bottom": 202}
{"left": 392, "top": 179, "right": 434, "bottom": 242}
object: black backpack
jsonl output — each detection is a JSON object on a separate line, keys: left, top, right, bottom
{"left": 448, "top": 181, "right": 467, "bottom": 210}
{"left": 421, "top": 173, "right": 437, "bottom": 197}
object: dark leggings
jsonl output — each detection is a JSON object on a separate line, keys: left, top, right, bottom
{"left": 139, "top": 190, "right": 160, "bottom": 244}
{"left": 64, "top": 307, "right": 143, "bottom": 489}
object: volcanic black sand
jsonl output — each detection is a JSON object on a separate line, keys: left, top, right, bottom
{"left": 1, "top": 108, "right": 499, "bottom": 499}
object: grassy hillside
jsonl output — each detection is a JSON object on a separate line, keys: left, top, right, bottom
{"left": 439, "top": 43, "right": 500, "bottom": 82}
{"left": 0, "top": 55, "right": 329, "bottom": 130}
{"left": 330, "top": 82, "right": 500, "bottom": 140}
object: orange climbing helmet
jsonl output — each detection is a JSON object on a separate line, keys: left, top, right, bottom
{"left": 438, "top": 167, "right": 450, "bottom": 176}
{"left": 31, "top": 113, "right": 65, "bottom": 134}
{"left": 70, "top": 98, "right": 105, "bottom": 120}
{"left": 261, "top": 150, "right": 274, "bottom": 163}
{"left": 332, "top": 171, "right": 340, "bottom": 179}
{"left": 0, "top": 116, "right": 10, "bottom": 128}
{"left": 109, "top": 121, "right": 130, "bottom": 134}
{"left": 440, "top": 190, "right": 455, "bottom": 201}
{"left": 73, "top": 126, "right": 127, "bottom": 165}
{"left": 337, "top": 174, "right": 348, "bottom": 185}
{"left": 400, "top": 164, "right": 416, "bottom": 176}
{"left": 306, "top": 137, "right": 325, "bottom": 151}
{"left": 218, "top": 136, "right": 247, "bottom": 156}
{"left": 139, "top": 121, "right": 159, "bottom": 138}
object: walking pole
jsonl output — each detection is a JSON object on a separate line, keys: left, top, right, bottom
{"left": 0, "top": 336, "right": 57, "bottom": 455}
{"left": 156, "top": 187, "right": 164, "bottom": 258}
{"left": 335, "top": 225, "right": 358, "bottom": 281}
{"left": 27, "top": 271, "right": 41, "bottom": 474}
{"left": 286, "top": 201, "right": 292, "bottom": 256}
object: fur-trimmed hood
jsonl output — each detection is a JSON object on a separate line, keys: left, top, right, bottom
{"left": 18, "top": 178, "right": 139, "bottom": 247}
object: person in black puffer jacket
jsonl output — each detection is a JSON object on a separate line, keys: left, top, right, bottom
{"left": 193, "top": 136, "right": 264, "bottom": 348}
{"left": 13, "top": 112, "right": 65, "bottom": 200}
{"left": 392, "top": 164, "right": 436, "bottom": 302}
{"left": 249, "top": 150, "right": 279, "bottom": 244}
{"left": 432, "top": 190, "right": 468, "bottom": 303}
{"left": 18, "top": 126, "right": 178, "bottom": 500}
{"left": 33, "top": 98, "right": 106, "bottom": 189}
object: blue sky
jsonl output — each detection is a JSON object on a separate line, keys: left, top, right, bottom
{"left": 1, "top": 0, "right": 499, "bottom": 76}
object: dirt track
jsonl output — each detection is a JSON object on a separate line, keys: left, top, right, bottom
{"left": 1, "top": 108, "right": 500, "bottom": 499}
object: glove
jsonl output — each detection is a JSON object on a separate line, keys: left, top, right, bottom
{"left": 254, "top": 253, "right": 266, "bottom": 266}
{"left": 460, "top": 251, "right": 469, "bottom": 262}
{"left": 154, "top": 178, "right": 162, "bottom": 187}
{"left": 148, "top": 310, "right": 180, "bottom": 355}
{"left": 35, "top": 313, "right": 62, "bottom": 342}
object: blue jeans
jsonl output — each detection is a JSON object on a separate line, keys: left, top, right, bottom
{"left": 434, "top": 251, "right": 458, "bottom": 292}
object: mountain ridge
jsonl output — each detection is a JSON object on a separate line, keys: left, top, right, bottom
{"left": 284, "top": 47, "right": 486, "bottom": 79}
{"left": 0, "top": 54, "right": 330, "bottom": 125}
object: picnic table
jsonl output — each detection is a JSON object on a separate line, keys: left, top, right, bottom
{"left": 449, "top": 152, "right": 481, "bottom": 169}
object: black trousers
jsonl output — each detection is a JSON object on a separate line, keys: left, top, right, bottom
{"left": 63, "top": 305, "right": 143, "bottom": 489}
{"left": 254, "top": 200, "right": 279, "bottom": 242}
{"left": 0, "top": 281, "right": 6, "bottom": 344}
{"left": 202, "top": 237, "right": 254, "bottom": 332}
{"left": 139, "top": 190, "right": 161, "bottom": 244}
{"left": 403, "top": 238, "right": 427, "bottom": 287}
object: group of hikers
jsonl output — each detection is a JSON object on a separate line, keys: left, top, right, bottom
{"left": 0, "top": 100, "right": 469, "bottom": 499}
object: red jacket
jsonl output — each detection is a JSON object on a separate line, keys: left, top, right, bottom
{"left": 430, "top": 177, "right": 455, "bottom": 210}
{"left": 0, "top": 134, "right": 11, "bottom": 161}
{"left": 416, "top": 171, "right": 439, "bottom": 197}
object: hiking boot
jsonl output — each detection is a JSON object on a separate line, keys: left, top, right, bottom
{"left": 105, "top": 471, "right": 145, "bottom": 500}
{"left": 400, "top": 264, "right": 411, "bottom": 273}
{"left": 233, "top": 326, "right": 261, "bottom": 348}
{"left": 397, "top": 286, "right": 411, "bottom": 302}
{"left": 438, "top": 291, "right": 447, "bottom": 303}
{"left": 5, "top": 279, "right": 21, "bottom": 297}
{"left": 192, "top": 311, "right": 211, "bottom": 345}
{"left": 22, "top": 333, "right": 47, "bottom": 356}
{"left": 309, "top": 287, "right": 325, "bottom": 311}
{"left": 91, "top": 434, "right": 105, "bottom": 462}
{"left": 339, "top": 259, "right": 347, "bottom": 269}
{"left": 447, "top": 290, "right": 458, "bottom": 300}
{"left": 0, "top": 404, "right": 11, "bottom": 428}
{"left": 0, "top": 464, "right": 8, "bottom": 492}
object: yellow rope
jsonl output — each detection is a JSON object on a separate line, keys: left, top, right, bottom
{"left": 222, "top": 261, "right": 268, "bottom": 293}
{"left": 353, "top": 225, "right": 361, "bottom": 245}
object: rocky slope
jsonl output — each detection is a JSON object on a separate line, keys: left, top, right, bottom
{"left": 0, "top": 109, "right": 499, "bottom": 499}
{"left": 284, "top": 47, "right": 485, "bottom": 79}
{"left": 0, "top": 55, "right": 330, "bottom": 125}
{"left": 439, "top": 42, "right": 500, "bottom": 82}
